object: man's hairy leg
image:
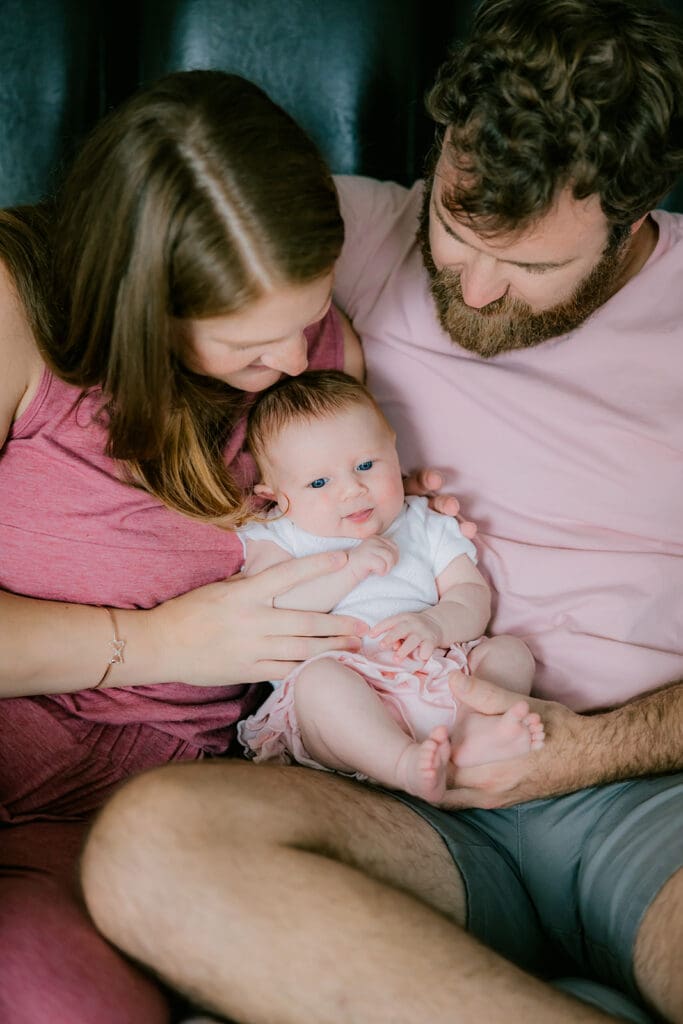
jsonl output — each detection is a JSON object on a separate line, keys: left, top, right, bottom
{"left": 634, "top": 866, "right": 683, "bottom": 1023}
{"left": 81, "top": 762, "right": 620, "bottom": 1024}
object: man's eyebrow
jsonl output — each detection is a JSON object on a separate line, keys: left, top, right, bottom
{"left": 433, "top": 200, "right": 574, "bottom": 271}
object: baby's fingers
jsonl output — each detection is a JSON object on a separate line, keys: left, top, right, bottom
{"left": 377, "top": 624, "right": 411, "bottom": 650}
{"left": 370, "top": 614, "right": 403, "bottom": 638}
{"left": 275, "top": 608, "right": 368, "bottom": 639}
{"left": 392, "top": 634, "right": 421, "bottom": 661}
{"left": 417, "top": 639, "right": 436, "bottom": 661}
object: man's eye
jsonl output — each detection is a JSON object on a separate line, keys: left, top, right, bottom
{"left": 523, "top": 264, "right": 552, "bottom": 275}
{"left": 357, "top": 461, "right": 373, "bottom": 471}
{"left": 309, "top": 478, "right": 328, "bottom": 489}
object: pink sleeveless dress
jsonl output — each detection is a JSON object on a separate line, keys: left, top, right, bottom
{"left": 0, "top": 308, "right": 343, "bottom": 1024}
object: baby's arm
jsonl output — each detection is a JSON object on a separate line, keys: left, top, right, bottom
{"left": 244, "top": 536, "right": 398, "bottom": 613}
{"left": 371, "top": 554, "right": 491, "bottom": 661}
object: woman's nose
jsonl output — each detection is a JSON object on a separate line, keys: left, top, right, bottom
{"left": 263, "top": 333, "right": 309, "bottom": 375}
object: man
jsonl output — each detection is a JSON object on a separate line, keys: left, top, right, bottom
{"left": 81, "top": 2, "right": 682, "bottom": 1021}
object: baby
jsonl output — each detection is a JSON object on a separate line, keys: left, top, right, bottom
{"left": 237, "top": 370, "right": 544, "bottom": 804}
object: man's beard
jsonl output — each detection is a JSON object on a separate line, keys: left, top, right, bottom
{"left": 417, "top": 182, "right": 631, "bottom": 358}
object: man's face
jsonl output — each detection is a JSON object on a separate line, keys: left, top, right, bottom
{"left": 418, "top": 153, "right": 632, "bottom": 357}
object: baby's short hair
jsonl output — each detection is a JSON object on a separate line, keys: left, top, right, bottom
{"left": 246, "top": 369, "right": 388, "bottom": 469}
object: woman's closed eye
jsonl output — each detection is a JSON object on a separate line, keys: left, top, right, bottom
{"left": 309, "top": 477, "right": 329, "bottom": 489}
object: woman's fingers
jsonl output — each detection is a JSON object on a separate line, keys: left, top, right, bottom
{"left": 269, "top": 608, "right": 367, "bottom": 638}
{"left": 256, "top": 550, "right": 348, "bottom": 600}
{"left": 262, "top": 631, "right": 364, "bottom": 663}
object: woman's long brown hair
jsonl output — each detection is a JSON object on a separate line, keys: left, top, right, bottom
{"left": 42, "top": 71, "right": 343, "bottom": 525}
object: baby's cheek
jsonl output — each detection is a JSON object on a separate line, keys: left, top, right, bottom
{"left": 315, "top": 492, "right": 340, "bottom": 527}
{"left": 381, "top": 476, "right": 407, "bottom": 509}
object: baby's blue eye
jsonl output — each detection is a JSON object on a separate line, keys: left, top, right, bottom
{"left": 357, "top": 460, "right": 373, "bottom": 471}
{"left": 309, "top": 477, "right": 328, "bottom": 489}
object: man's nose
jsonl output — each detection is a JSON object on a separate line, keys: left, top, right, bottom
{"left": 459, "top": 253, "right": 509, "bottom": 308}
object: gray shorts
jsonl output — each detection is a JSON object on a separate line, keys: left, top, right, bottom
{"left": 391, "top": 774, "right": 683, "bottom": 1020}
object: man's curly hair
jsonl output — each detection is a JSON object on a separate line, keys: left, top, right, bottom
{"left": 427, "top": 0, "right": 683, "bottom": 232}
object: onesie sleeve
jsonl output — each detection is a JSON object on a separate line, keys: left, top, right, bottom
{"left": 421, "top": 502, "right": 478, "bottom": 576}
{"left": 237, "top": 519, "right": 296, "bottom": 561}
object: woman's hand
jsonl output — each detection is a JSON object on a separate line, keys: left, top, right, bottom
{"left": 403, "top": 469, "right": 477, "bottom": 539}
{"left": 148, "top": 551, "right": 368, "bottom": 686}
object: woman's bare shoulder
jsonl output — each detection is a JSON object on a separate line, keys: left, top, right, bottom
{"left": 0, "top": 259, "right": 45, "bottom": 447}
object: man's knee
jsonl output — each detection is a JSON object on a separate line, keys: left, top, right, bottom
{"left": 80, "top": 761, "right": 323, "bottom": 915}
{"left": 82, "top": 762, "right": 252, "bottom": 896}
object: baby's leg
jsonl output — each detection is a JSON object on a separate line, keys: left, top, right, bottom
{"left": 450, "top": 636, "right": 543, "bottom": 767}
{"left": 468, "top": 634, "right": 535, "bottom": 694}
{"left": 294, "top": 659, "right": 451, "bottom": 804}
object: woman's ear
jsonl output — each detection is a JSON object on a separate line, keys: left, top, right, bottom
{"left": 254, "top": 482, "right": 276, "bottom": 501}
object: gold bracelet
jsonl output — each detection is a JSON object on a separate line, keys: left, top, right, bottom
{"left": 94, "top": 607, "right": 126, "bottom": 689}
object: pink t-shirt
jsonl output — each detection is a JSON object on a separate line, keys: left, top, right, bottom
{"left": 334, "top": 176, "right": 683, "bottom": 711}
{"left": 0, "top": 307, "right": 344, "bottom": 755}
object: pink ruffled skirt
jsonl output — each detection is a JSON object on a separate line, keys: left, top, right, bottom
{"left": 237, "top": 640, "right": 481, "bottom": 775}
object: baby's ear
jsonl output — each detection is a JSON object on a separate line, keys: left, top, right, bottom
{"left": 253, "top": 482, "right": 276, "bottom": 501}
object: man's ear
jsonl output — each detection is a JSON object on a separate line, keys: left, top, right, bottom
{"left": 254, "top": 482, "right": 276, "bottom": 501}
{"left": 630, "top": 214, "right": 649, "bottom": 235}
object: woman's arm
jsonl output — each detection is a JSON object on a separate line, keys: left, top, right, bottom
{"left": 0, "top": 590, "right": 160, "bottom": 695}
{"left": 0, "top": 261, "right": 45, "bottom": 440}
{"left": 0, "top": 552, "right": 371, "bottom": 697}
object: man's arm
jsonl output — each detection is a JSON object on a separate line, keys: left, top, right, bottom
{"left": 442, "top": 673, "right": 683, "bottom": 809}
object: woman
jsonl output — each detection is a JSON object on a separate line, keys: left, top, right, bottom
{"left": 0, "top": 70, "right": 371, "bottom": 1023}
{"left": 0, "top": 70, "right": 452, "bottom": 1022}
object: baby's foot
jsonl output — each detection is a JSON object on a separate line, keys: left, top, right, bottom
{"left": 396, "top": 726, "right": 452, "bottom": 804}
{"left": 452, "top": 700, "right": 545, "bottom": 768}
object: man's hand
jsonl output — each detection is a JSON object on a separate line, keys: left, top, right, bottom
{"left": 403, "top": 468, "right": 477, "bottom": 539}
{"left": 440, "top": 670, "right": 585, "bottom": 809}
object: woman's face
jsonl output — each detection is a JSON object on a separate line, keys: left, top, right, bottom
{"left": 182, "top": 273, "right": 334, "bottom": 392}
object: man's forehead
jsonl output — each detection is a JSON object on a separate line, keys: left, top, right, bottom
{"left": 431, "top": 155, "right": 608, "bottom": 260}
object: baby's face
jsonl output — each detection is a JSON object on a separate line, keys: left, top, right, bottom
{"left": 257, "top": 403, "right": 405, "bottom": 538}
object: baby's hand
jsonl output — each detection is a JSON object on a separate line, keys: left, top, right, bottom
{"left": 348, "top": 536, "right": 399, "bottom": 582}
{"left": 371, "top": 611, "right": 444, "bottom": 662}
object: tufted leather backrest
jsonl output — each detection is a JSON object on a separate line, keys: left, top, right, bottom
{"left": 0, "top": 0, "right": 103, "bottom": 206}
{"left": 0, "top": 0, "right": 681, "bottom": 208}
{"left": 118, "top": 0, "right": 465, "bottom": 185}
